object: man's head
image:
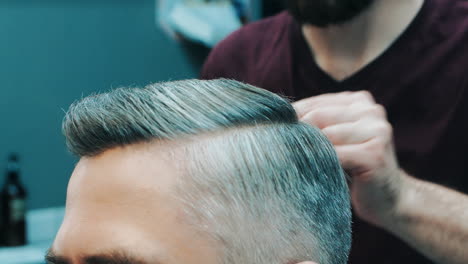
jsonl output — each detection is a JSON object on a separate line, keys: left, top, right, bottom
{"left": 49, "top": 79, "right": 351, "bottom": 264}
{"left": 287, "top": 0, "right": 375, "bottom": 27}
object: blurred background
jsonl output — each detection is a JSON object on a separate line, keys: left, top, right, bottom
{"left": 0, "top": 0, "right": 285, "bottom": 262}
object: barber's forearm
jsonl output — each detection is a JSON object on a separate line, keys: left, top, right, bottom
{"left": 380, "top": 172, "right": 468, "bottom": 264}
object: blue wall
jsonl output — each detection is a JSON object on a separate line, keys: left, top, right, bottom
{"left": 0, "top": 1, "right": 199, "bottom": 209}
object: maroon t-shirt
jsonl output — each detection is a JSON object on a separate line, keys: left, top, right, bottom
{"left": 201, "top": 0, "right": 468, "bottom": 263}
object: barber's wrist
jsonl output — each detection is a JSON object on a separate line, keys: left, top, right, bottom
{"left": 352, "top": 168, "right": 401, "bottom": 227}
{"left": 376, "top": 170, "right": 416, "bottom": 230}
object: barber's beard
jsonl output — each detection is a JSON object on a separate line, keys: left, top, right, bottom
{"left": 287, "top": 0, "right": 375, "bottom": 27}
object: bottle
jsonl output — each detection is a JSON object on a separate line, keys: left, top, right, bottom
{"left": 1, "top": 153, "right": 27, "bottom": 246}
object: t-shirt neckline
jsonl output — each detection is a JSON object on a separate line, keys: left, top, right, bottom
{"left": 289, "top": 0, "right": 431, "bottom": 89}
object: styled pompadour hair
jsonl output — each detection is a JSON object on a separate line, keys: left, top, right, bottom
{"left": 63, "top": 79, "right": 351, "bottom": 264}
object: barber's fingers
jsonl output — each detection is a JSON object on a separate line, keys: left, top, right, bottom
{"left": 294, "top": 91, "right": 375, "bottom": 118}
{"left": 300, "top": 103, "right": 386, "bottom": 129}
{"left": 334, "top": 139, "right": 388, "bottom": 177}
{"left": 322, "top": 118, "right": 392, "bottom": 146}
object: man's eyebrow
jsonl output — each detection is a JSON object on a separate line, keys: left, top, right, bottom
{"left": 84, "top": 252, "right": 150, "bottom": 264}
{"left": 45, "top": 248, "right": 154, "bottom": 264}
{"left": 45, "top": 249, "right": 69, "bottom": 264}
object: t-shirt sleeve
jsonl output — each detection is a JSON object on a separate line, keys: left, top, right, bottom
{"left": 200, "top": 29, "right": 247, "bottom": 80}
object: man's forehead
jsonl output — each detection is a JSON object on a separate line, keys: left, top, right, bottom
{"left": 53, "top": 142, "right": 220, "bottom": 264}
{"left": 68, "top": 143, "right": 180, "bottom": 197}
{"left": 64, "top": 142, "right": 185, "bottom": 228}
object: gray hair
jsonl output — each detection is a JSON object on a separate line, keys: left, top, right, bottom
{"left": 63, "top": 79, "right": 351, "bottom": 264}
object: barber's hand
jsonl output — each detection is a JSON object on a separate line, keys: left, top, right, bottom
{"left": 293, "top": 91, "right": 405, "bottom": 227}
